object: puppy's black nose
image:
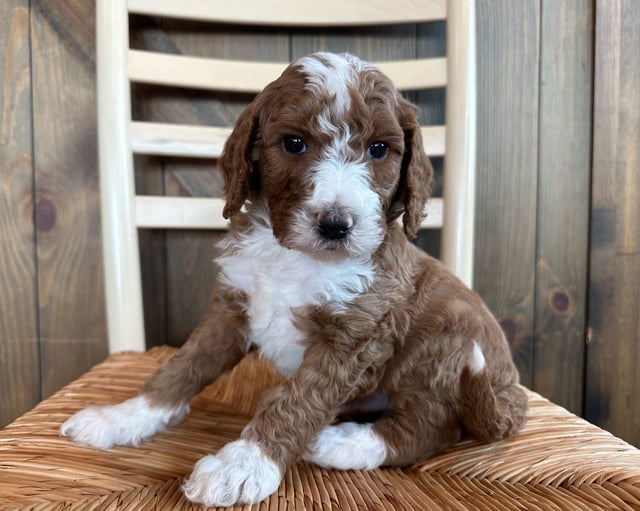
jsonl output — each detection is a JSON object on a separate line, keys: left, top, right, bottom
{"left": 317, "top": 212, "right": 353, "bottom": 240}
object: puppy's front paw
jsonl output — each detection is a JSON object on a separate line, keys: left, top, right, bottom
{"left": 60, "top": 395, "right": 188, "bottom": 450}
{"left": 183, "top": 439, "right": 282, "bottom": 507}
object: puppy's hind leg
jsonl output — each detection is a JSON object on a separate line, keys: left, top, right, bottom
{"left": 459, "top": 341, "right": 528, "bottom": 441}
{"left": 372, "top": 397, "right": 462, "bottom": 468}
{"left": 304, "top": 395, "right": 461, "bottom": 470}
{"left": 303, "top": 422, "right": 389, "bottom": 470}
{"left": 303, "top": 392, "right": 391, "bottom": 470}
{"left": 60, "top": 287, "right": 249, "bottom": 449}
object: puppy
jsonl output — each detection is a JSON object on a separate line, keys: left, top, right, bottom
{"left": 61, "top": 52, "right": 528, "bottom": 507}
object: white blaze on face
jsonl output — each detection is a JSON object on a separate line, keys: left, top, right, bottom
{"left": 292, "top": 53, "right": 385, "bottom": 258}
{"left": 297, "top": 52, "right": 370, "bottom": 116}
{"left": 309, "top": 130, "right": 384, "bottom": 255}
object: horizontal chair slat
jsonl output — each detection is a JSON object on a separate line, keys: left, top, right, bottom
{"left": 135, "top": 196, "right": 443, "bottom": 230}
{"left": 130, "top": 122, "right": 228, "bottom": 158}
{"left": 130, "top": 122, "right": 445, "bottom": 159}
{"left": 136, "top": 196, "right": 229, "bottom": 229}
{"left": 375, "top": 59, "right": 447, "bottom": 92}
{"left": 128, "top": 51, "right": 283, "bottom": 94}
{"left": 128, "top": 50, "right": 447, "bottom": 93}
{"left": 421, "top": 126, "right": 446, "bottom": 157}
{"left": 423, "top": 197, "right": 443, "bottom": 228}
{"left": 128, "top": 0, "right": 446, "bottom": 25}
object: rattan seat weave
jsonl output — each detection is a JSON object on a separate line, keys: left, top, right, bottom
{"left": 2, "top": 347, "right": 640, "bottom": 510}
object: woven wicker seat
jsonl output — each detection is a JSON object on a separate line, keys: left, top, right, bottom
{"left": 2, "top": 346, "right": 640, "bottom": 510}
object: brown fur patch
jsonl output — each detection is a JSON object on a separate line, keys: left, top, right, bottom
{"left": 143, "top": 286, "right": 249, "bottom": 409}
{"left": 141, "top": 53, "right": 527, "bottom": 477}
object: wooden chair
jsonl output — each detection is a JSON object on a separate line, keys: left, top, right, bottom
{"left": 99, "top": 0, "right": 476, "bottom": 353}
{"left": 2, "top": 1, "right": 640, "bottom": 510}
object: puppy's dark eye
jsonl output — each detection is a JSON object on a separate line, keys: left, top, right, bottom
{"left": 283, "top": 136, "right": 307, "bottom": 155}
{"left": 367, "top": 141, "right": 389, "bottom": 160}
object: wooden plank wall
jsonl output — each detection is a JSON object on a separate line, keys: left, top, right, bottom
{"left": 31, "top": 0, "right": 109, "bottom": 403}
{"left": 586, "top": 0, "right": 640, "bottom": 444}
{"left": 475, "top": 0, "right": 593, "bottom": 415}
{"left": 0, "top": 0, "right": 40, "bottom": 427}
{"left": 0, "top": 0, "right": 108, "bottom": 427}
{"left": 534, "top": 0, "right": 592, "bottom": 418}
{"left": 1, "top": 0, "right": 638, "bottom": 448}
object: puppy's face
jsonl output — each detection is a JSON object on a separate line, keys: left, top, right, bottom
{"left": 221, "top": 52, "right": 432, "bottom": 259}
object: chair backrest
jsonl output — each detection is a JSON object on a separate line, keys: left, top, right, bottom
{"left": 96, "top": 0, "right": 477, "bottom": 353}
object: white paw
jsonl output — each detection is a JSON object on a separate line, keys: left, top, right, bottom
{"left": 303, "top": 422, "right": 388, "bottom": 470}
{"left": 183, "top": 439, "right": 282, "bottom": 507}
{"left": 60, "top": 395, "right": 189, "bottom": 450}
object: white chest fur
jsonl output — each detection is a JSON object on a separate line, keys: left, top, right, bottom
{"left": 216, "top": 223, "right": 375, "bottom": 377}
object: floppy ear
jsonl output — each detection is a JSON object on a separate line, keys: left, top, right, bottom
{"left": 398, "top": 97, "right": 433, "bottom": 239}
{"left": 219, "top": 99, "right": 261, "bottom": 220}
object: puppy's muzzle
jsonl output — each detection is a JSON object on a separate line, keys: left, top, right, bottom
{"left": 316, "top": 210, "right": 354, "bottom": 241}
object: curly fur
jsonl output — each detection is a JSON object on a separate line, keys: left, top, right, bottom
{"left": 61, "top": 52, "right": 527, "bottom": 508}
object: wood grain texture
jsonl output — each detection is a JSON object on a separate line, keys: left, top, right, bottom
{"left": 164, "top": 26, "right": 288, "bottom": 346}
{"left": 0, "top": 2, "right": 40, "bottom": 427}
{"left": 415, "top": 22, "right": 446, "bottom": 256}
{"left": 31, "top": 0, "right": 108, "bottom": 397}
{"left": 532, "top": 0, "right": 593, "bottom": 415}
{"left": 474, "top": 0, "right": 540, "bottom": 386}
{"left": 586, "top": 0, "right": 640, "bottom": 446}
{"left": 290, "top": 24, "right": 417, "bottom": 65}
{"left": 129, "top": 50, "right": 447, "bottom": 92}
{"left": 130, "top": 19, "right": 175, "bottom": 348}
{"left": 128, "top": 0, "right": 447, "bottom": 25}
{"left": 134, "top": 154, "right": 168, "bottom": 348}
{"left": 131, "top": 19, "right": 290, "bottom": 346}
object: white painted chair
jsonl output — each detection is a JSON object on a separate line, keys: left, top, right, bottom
{"left": 96, "top": 0, "right": 477, "bottom": 353}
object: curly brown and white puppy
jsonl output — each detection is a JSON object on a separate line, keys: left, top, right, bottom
{"left": 61, "top": 52, "right": 527, "bottom": 507}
